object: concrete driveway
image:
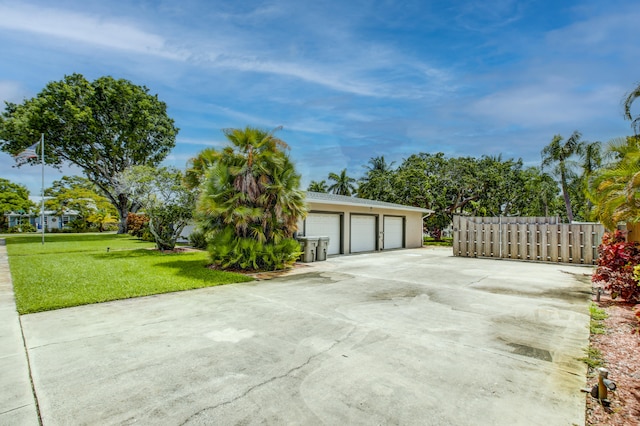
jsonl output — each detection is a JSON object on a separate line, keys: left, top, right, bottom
{"left": 19, "top": 247, "right": 592, "bottom": 425}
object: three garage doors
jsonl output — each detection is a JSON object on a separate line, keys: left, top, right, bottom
{"left": 305, "top": 213, "right": 404, "bottom": 255}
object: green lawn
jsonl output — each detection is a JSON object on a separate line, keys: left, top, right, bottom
{"left": 5, "top": 233, "right": 253, "bottom": 314}
{"left": 423, "top": 236, "right": 453, "bottom": 246}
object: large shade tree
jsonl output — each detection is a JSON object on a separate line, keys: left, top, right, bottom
{"left": 197, "top": 126, "right": 307, "bottom": 270}
{"left": 0, "top": 74, "right": 179, "bottom": 233}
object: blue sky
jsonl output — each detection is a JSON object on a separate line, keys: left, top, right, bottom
{"left": 1, "top": 0, "right": 640, "bottom": 195}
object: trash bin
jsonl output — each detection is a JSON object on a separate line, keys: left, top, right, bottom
{"left": 316, "top": 236, "right": 330, "bottom": 261}
{"left": 297, "top": 236, "right": 319, "bottom": 262}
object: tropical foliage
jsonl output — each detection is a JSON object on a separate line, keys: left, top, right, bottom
{"left": 342, "top": 152, "right": 564, "bottom": 238}
{"left": 328, "top": 168, "right": 357, "bottom": 196}
{"left": 623, "top": 82, "right": 640, "bottom": 133}
{"left": 0, "top": 74, "right": 179, "bottom": 233}
{"left": 0, "top": 178, "right": 35, "bottom": 231}
{"left": 588, "top": 136, "right": 640, "bottom": 230}
{"left": 592, "top": 230, "right": 640, "bottom": 302}
{"left": 44, "top": 176, "right": 118, "bottom": 231}
{"left": 541, "top": 131, "right": 585, "bottom": 222}
{"left": 307, "top": 180, "right": 328, "bottom": 193}
{"left": 196, "top": 127, "right": 306, "bottom": 271}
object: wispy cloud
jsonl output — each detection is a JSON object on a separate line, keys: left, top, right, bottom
{"left": 0, "top": 3, "right": 187, "bottom": 60}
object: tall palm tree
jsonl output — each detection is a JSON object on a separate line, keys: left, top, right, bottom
{"left": 623, "top": 82, "right": 640, "bottom": 133}
{"left": 541, "top": 131, "right": 584, "bottom": 222}
{"left": 327, "top": 168, "right": 357, "bottom": 196}
{"left": 307, "top": 180, "right": 328, "bottom": 193}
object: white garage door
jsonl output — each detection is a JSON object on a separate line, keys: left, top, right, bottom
{"left": 305, "top": 213, "right": 341, "bottom": 255}
{"left": 384, "top": 216, "right": 404, "bottom": 249}
{"left": 350, "top": 215, "right": 376, "bottom": 253}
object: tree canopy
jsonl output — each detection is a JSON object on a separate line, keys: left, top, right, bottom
{"left": 0, "top": 73, "right": 179, "bottom": 233}
{"left": 120, "top": 166, "right": 195, "bottom": 250}
{"left": 44, "top": 176, "right": 118, "bottom": 232}
{"left": 327, "top": 168, "right": 357, "bottom": 196}
{"left": 0, "top": 178, "right": 35, "bottom": 230}
{"left": 588, "top": 136, "right": 640, "bottom": 230}
{"left": 541, "top": 131, "right": 584, "bottom": 222}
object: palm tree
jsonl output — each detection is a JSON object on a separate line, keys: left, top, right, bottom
{"left": 307, "top": 180, "right": 328, "bottom": 193}
{"left": 184, "top": 147, "right": 221, "bottom": 190}
{"left": 328, "top": 168, "right": 357, "bottom": 196}
{"left": 197, "top": 126, "right": 307, "bottom": 270}
{"left": 588, "top": 136, "right": 640, "bottom": 230}
{"left": 365, "top": 156, "right": 394, "bottom": 174}
{"left": 358, "top": 156, "right": 395, "bottom": 200}
{"left": 623, "top": 82, "right": 640, "bottom": 133}
{"left": 541, "top": 131, "right": 584, "bottom": 222}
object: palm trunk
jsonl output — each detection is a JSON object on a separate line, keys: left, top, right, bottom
{"left": 560, "top": 170, "right": 574, "bottom": 223}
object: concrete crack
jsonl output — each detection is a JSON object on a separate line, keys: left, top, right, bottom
{"left": 179, "top": 327, "right": 357, "bottom": 425}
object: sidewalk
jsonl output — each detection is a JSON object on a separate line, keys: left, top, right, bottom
{"left": 0, "top": 240, "right": 39, "bottom": 425}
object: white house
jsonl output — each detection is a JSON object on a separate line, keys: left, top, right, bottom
{"left": 5, "top": 210, "right": 80, "bottom": 231}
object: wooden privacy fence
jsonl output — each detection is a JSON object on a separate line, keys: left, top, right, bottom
{"left": 452, "top": 216, "right": 605, "bottom": 265}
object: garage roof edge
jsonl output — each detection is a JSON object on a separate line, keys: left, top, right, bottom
{"left": 304, "top": 191, "right": 433, "bottom": 214}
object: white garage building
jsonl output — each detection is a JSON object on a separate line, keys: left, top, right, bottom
{"left": 299, "top": 192, "right": 432, "bottom": 256}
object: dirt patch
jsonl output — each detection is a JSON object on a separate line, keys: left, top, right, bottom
{"left": 585, "top": 294, "right": 640, "bottom": 425}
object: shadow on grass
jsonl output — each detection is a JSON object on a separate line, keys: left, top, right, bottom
{"left": 93, "top": 249, "right": 156, "bottom": 259}
{"left": 154, "top": 257, "right": 254, "bottom": 283}
{"left": 3, "top": 233, "right": 151, "bottom": 245}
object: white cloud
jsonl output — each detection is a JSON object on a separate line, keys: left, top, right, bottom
{"left": 0, "top": 3, "right": 187, "bottom": 60}
{"left": 468, "top": 83, "right": 623, "bottom": 127}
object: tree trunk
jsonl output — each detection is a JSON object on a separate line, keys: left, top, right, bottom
{"left": 560, "top": 170, "right": 574, "bottom": 223}
{"left": 116, "top": 193, "right": 130, "bottom": 234}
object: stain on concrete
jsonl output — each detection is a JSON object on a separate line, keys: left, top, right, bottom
{"left": 507, "top": 342, "right": 553, "bottom": 362}
{"left": 273, "top": 272, "right": 350, "bottom": 284}
{"left": 472, "top": 285, "right": 591, "bottom": 303}
{"left": 369, "top": 287, "right": 427, "bottom": 301}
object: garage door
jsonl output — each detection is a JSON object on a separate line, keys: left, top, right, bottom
{"left": 350, "top": 215, "right": 376, "bottom": 253}
{"left": 384, "top": 216, "right": 404, "bottom": 249}
{"left": 305, "top": 213, "right": 341, "bottom": 255}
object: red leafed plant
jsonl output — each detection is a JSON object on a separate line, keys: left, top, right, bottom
{"left": 592, "top": 230, "right": 640, "bottom": 303}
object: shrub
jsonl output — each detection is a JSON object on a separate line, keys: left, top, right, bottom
{"left": 8, "top": 223, "right": 36, "bottom": 233}
{"left": 208, "top": 227, "right": 302, "bottom": 271}
{"left": 592, "top": 230, "right": 640, "bottom": 302}
{"left": 67, "top": 219, "right": 89, "bottom": 233}
{"left": 188, "top": 228, "right": 209, "bottom": 250}
{"left": 127, "top": 213, "right": 150, "bottom": 238}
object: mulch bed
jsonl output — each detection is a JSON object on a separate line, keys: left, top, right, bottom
{"left": 586, "top": 293, "right": 640, "bottom": 425}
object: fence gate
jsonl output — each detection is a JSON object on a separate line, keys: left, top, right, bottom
{"left": 452, "top": 216, "right": 604, "bottom": 265}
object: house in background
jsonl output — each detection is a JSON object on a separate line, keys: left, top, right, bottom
{"left": 298, "top": 192, "right": 432, "bottom": 255}
{"left": 5, "top": 210, "right": 80, "bottom": 231}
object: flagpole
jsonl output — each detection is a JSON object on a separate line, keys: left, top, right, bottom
{"left": 40, "top": 133, "right": 45, "bottom": 245}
